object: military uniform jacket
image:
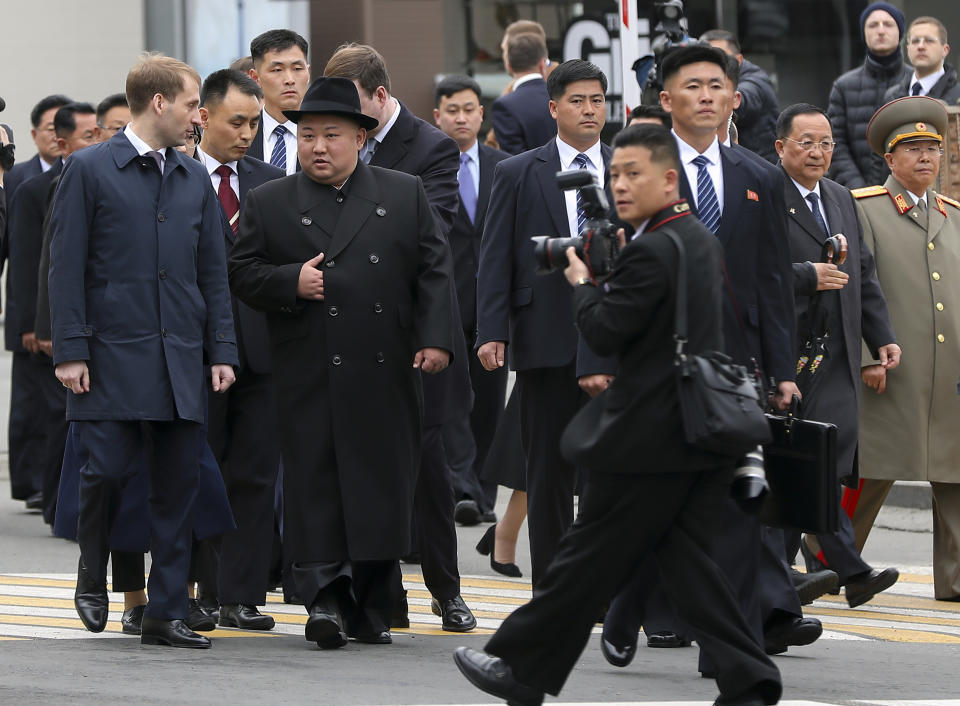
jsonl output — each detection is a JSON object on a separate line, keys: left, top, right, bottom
{"left": 227, "top": 161, "right": 455, "bottom": 561}
{"left": 48, "top": 132, "right": 238, "bottom": 423}
{"left": 856, "top": 175, "right": 960, "bottom": 483}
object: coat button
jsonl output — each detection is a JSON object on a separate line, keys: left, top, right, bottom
{"left": 376, "top": 352, "right": 385, "bottom": 363}
{"left": 161, "top": 328, "right": 168, "bottom": 337}
{"left": 301, "top": 217, "right": 312, "bottom": 226}
{"left": 280, "top": 306, "right": 291, "bottom": 313}
{"left": 933, "top": 272, "right": 941, "bottom": 280}
{"left": 374, "top": 302, "right": 383, "bottom": 313}
{"left": 937, "top": 302, "right": 944, "bottom": 311}
{"left": 159, "top": 269, "right": 167, "bottom": 280}
{"left": 336, "top": 195, "right": 344, "bottom": 204}
{"left": 158, "top": 213, "right": 166, "bottom": 222}
{"left": 332, "top": 355, "right": 342, "bottom": 365}
{"left": 369, "top": 253, "right": 379, "bottom": 264}
{"left": 329, "top": 306, "right": 339, "bottom": 317}
{"left": 928, "top": 242, "right": 935, "bottom": 250}
{"left": 83, "top": 327, "right": 91, "bottom": 335}
{"left": 327, "top": 259, "right": 335, "bottom": 268}
{"left": 938, "top": 334, "right": 945, "bottom": 343}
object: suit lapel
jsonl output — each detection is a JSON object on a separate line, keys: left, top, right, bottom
{"left": 717, "top": 146, "right": 745, "bottom": 246}
{"left": 885, "top": 176, "right": 928, "bottom": 234}
{"left": 927, "top": 188, "right": 947, "bottom": 243}
{"left": 474, "top": 145, "right": 495, "bottom": 227}
{"left": 783, "top": 171, "right": 827, "bottom": 245}
{"left": 370, "top": 103, "right": 412, "bottom": 170}
{"left": 535, "top": 141, "right": 570, "bottom": 237}
{"left": 249, "top": 118, "right": 265, "bottom": 161}
{"left": 325, "top": 161, "right": 378, "bottom": 261}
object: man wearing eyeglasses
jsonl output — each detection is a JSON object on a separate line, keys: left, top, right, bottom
{"left": 776, "top": 102, "right": 901, "bottom": 610}
{"left": 884, "top": 16, "right": 960, "bottom": 105}
{"left": 837, "top": 96, "right": 960, "bottom": 603}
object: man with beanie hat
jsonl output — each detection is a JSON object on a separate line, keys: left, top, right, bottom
{"left": 827, "top": 2, "right": 910, "bottom": 189}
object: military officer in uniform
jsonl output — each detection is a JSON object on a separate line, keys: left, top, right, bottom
{"left": 845, "top": 96, "right": 960, "bottom": 601}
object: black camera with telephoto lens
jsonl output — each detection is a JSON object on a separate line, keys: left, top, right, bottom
{"left": 532, "top": 170, "right": 621, "bottom": 279}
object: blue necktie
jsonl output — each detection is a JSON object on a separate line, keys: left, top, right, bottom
{"left": 270, "top": 125, "right": 287, "bottom": 171}
{"left": 361, "top": 138, "right": 378, "bottom": 165}
{"left": 458, "top": 152, "right": 478, "bottom": 224}
{"left": 912, "top": 81, "right": 923, "bottom": 96}
{"left": 692, "top": 154, "right": 720, "bottom": 234}
{"left": 574, "top": 152, "right": 590, "bottom": 235}
{"left": 806, "top": 192, "right": 829, "bottom": 237}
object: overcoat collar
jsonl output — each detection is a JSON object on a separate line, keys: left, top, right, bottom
{"left": 108, "top": 129, "right": 190, "bottom": 177}
{"left": 884, "top": 174, "right": 945, "bottom": 242}
{"left": 296, "top": 159, "right": 378, "bottom": 260}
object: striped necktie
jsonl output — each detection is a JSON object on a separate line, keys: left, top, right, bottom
{"left": 270, "top": 125, "right": 287, "bottom": 171}
{"left": 574, "top": 152, "right": 590, "bottom": 235}
{"left": 692, "top": 154, "right": 720, "bottom": 234}
{"left": 805, "top": 192, "right": 829, "bottom": 237}
{"left": 215, "top": 165, "right": 240, "bottom": 237}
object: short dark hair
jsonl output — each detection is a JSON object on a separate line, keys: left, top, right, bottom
{"left": 54, "top": 102, "right": 96, "bottom": 138}
{"left": 722, "top": 52, "right": 740, "bottom": 88}
{"left": 435, "top": 75, "right": 482, "bottom": 106}
{"left": 700, "top": 29, "right": 741, "bottom": 54}
{"left": 546, "top": 59, "right": 607, "bottom": 101}
{"left": 776, "top": 103, "right": 829, "bottom": 139}
{"left": 507, "top": 32, "right": 547, "bottom": 74}
{"left": 96, "top": 93, "right": 128, "bottom": 123}
{"left": 629, "top": 104, "right": 672, "bottom": 129}
{"left": 324, "top": 43, "right": 391, "bottom": 96}
{"left": 612, "top": 123, "right": 682, "bottom": 172}
{"left": 250, "top": 29, "right": 308, "bottom": 66}
{"left": 660, "top": 45, "right": 728, "bottom": 85}
{"left": 31, "top": 94, "right": 73, "bottom": 128}
{"left": 201, "top": 69, "right": 263, "bottom": 108}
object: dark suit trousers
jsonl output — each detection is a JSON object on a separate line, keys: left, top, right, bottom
{"left": 36, "top": 356, "right": 68, "bottom": 526}
{"left": 111, "top": 551, "right": 146, "bottom": 593}
{"left": 415, "top": 424, "right": 460, "bottom": 600}
{"left": 467, "top": 348, "right": 506, "bottom": 509}
{"left": 77, "top": 420, "right": 201, "bottom": 620}
{"left": 516, "top": 364, "right": 584, "bottom": 587}
{"left": 485, "top": 469, "right": 781, "bottom": 701}
{"left": 7, "top": 351, "right": 48, "bottom": 499}
{"left": 293, "top": 559, "right": 394, "bottom": 637}
{"left": 204, "top": 370, "right": 280, "bottom": 605}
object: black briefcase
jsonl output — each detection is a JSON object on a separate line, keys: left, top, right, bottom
{"left": 759, "top": 411, "right": 838, "bottom": 534}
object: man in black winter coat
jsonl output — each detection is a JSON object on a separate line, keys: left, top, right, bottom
{"left": 702, "top": 29, "right": 779, "bottom": 164}
{"left": 884, "top": 16, "right": 960, "bottom": 105}
{"left": 827, "top": 2, "right": 910, "bottom": 189}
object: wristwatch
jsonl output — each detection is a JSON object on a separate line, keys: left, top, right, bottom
{"left": 576, "top": 277, "right": 595, "bottom": 287}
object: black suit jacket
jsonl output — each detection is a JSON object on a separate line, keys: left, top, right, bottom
{"left": 450, "top": 143, "right": 509, "bottom": 334}
{"left": 677, "top": 142, "right": 795, "bottom": 383}
{"left": 2, "top": 155, "right": 47, "bottom": 319}
{"left": 476, "top": 139, "right": 613, "bottom": 374}
{"left": 247, "top": 112, "right": 301, "bottom": 173}
{"left": 6, "top": 161, "right": 62, "bottom": 351}
{"left": 783, "top": 170, "right": 895, "bottom": 476}
{"left": 372, "top": 101, "right": 469, "bottom": 425}
{"left": 228, "top": 155, "right": 286, "bottom": 373}
{"left": 491, "top": 79, "right": 557, "bottom": 156}
{"left": 561, "top": 203, "right": 729, "bottom": 473}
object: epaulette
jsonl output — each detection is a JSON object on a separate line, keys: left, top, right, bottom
{"left": 851, "top": 185, "right": 888, "bottom": 199}
{"left": 938, "top": 193, "right": 960, "bottom": 210}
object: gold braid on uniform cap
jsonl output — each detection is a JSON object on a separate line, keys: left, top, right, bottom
{"left": 888, "top": 130, "right": 942, "bottom": 151}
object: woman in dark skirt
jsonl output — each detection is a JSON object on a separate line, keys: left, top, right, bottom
{"left": 478, "top": 386, "right": 527, "bottom": 577}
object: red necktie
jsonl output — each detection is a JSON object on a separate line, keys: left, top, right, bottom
{"left": 215, "top": 165, "right": 240, "bottom": 236}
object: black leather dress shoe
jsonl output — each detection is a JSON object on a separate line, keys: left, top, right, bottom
{"left": 800, "top": 542, "right": 840, "bottom": 594}
{"left": 480, "top": 511, "right": 497, "bottom": 523}
{"left": 391, "top": 589, "right": 410, "bottom": 629}
{"left": 219, "top": 604, "right": 275, "bottom": 630}
{"left": 121, "top": 605, "right": 145, "bottom": 635}
{"left": 453, "top": 646, "right": 543, "bottom": 706}
{"left": 351, "top": 630, "right": 392, "bottom": 644}
{"left": 845, "top": 567, "right": 899, "bottom": 608}
{"left": 185, "top": 598, "right": 216, "bottom": 632}
{"left": 454, "top": 499, "right": 482, "bottom": 526}
{"left": 25, "top": 492, "right": 43, "bottom": 512}
{"left": 74, "top": 558, "right": 109, "bottom": 633}
{"left": 763, "top": 615, "right": 822, "bottom": 655}
{"left": 141, "top": 617, "right": 212, "bottom": 648}
{"left": 305, "top": 602, "right": 347, "bottom": 649}
{"left": 600, "top": 636, "right": 636, "bottom": 667}
{"left": 432, "top": 595, "right": 477, "bottom": 632}
{"left": 646, "top": 630, "right": 691, "bottom": 648}
{"left": 791, "top": 568, "right": 840, "bottom": 605}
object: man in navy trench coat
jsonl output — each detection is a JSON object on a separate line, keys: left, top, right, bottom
{"left": 48, "top": 54, "right": 238, "bottom": 648}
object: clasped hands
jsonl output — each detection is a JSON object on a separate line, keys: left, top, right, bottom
{"left": 861, "top": 344, "right": 902, "bottom": 394}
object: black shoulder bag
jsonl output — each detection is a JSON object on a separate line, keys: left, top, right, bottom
{"left": 663, "top": 228, "right": 772, "bottom": 458}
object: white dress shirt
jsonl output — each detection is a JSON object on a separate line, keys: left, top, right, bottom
{"left": 673, "top": 131, "right": 724, "bottom": 216}
{"left": 362, "top": 98, "right": 402, "bottom": 162}
{"left": 261, "top": 109, "right": 298, "bottom": 175}
{"left": 555, "top": 137, "right": 604, "bottom": 238}
{"left": 512, "top": 73, "right": 542, "bottom": 90}
{"left": 911, "top": 66, "right": 946, "bottom": 96}
{"left": 39, "top": 156, "right": 54, "bottom": 173}
{"left": 124, "top": 124, "right": 167, "bottom": 171}
{"left": 906, "top": 189, "right": 928, "bottom": 208}
{"left": 790, "top": 177, "right": 831, "bottom": 233}
{"left": 196, "top": 145, "right": 239, "bottom": 200}
{"left": 459, "top": 140, "right": 480, "bottom": 201}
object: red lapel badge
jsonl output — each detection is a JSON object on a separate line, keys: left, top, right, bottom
{"left": 746, "top": 189, "right": 759, "bottom": 202}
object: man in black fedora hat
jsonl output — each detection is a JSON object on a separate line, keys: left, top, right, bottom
{"left": 228, "top": 76, "right": 456, "bottom": 649}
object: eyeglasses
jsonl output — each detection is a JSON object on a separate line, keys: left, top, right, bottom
{"left": 900, "top": 145, "right": 943, "bottom": 156}
{"left": 783, "top": 137, "right": 836, "bottom": 152}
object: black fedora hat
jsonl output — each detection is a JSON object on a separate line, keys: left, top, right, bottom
{"left": 282, "top": 76, "right": 379, "bottom": 130}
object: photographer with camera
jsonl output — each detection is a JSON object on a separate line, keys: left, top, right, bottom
{"left": 454, "top": 122, "right": 781, "bottom": 706}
